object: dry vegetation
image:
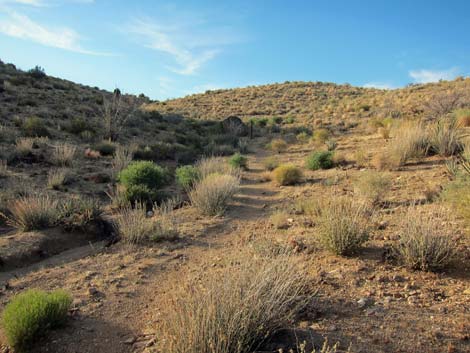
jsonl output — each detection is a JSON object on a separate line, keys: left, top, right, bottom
{"left": 0, "top": 59, "right": 469, "bottom": 353}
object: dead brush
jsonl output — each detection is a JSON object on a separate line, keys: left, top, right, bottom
{"left": 392, "top": 207, "right": 456, "bottom": 271}
{"left": 1, "top": 194, "right": 60, "bottom": 231}
{"left": 155, "top": 255, "right": 310, "bottom": 353}
{"left": 50, "top": 143, "right": 76, "bottom": 166}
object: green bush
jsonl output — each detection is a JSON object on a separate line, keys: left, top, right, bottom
{"left": 66, "top": 117, "right": 89, "bottom": 135}
{"left": 2, "top": 289, "right": 72, "bottom": 351}
{"left": 272, "top": 164, "right": 303, "bottom": 186}
{"left": 93, "top": 141, "right": 116, "bottom": 156}
{"left": 176, "top": 165, "right": 200, "bottom": 191}
{"left": 229, "top": 153, "right": 248, "bottom": 170}
{"left": 305, "top": 151, "right": 334, "bottom": 170}
{"left": 22, "top": 117, "right": 49, "bottom": 137}
{"left": 118, "top": 161, "right": 169, "bottom": 203}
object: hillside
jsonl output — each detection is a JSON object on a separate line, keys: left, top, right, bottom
{"left": 0, "top": 59, "right": 469, "bottom": 353}
{"left": 146, "top": 78, "right": 470, "bottom": 122}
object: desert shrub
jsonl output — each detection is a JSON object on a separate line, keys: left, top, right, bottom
{"left": 175, "top": 165, "right": 200, "bottom": 191}
{"left": 50, "top": 143, "right": 76, "bottom": 166}
{"left": 269, "top": 139, "right": 288, "bottom": 153}
{"left": 112, "top": 144, "right": 136, "bottom": 176}
{"left": 59, "top": 197, "right": 103, "bottom": 231}
{"left": 22, "top": 117, "right": 50, "bottom": 137}
{"left": 65, "top": 117, "right": 89, "bottom": 135}
{"left": 296, "top": 131, "right": 310, "bottom": 143}
{"left": 305, "top": 151, "right": 334, "bottom": 170}
{"left": 272, "top": 164, "right": 303, "bottom": 186}
{"left": 271, "top": 116, "right": 283, "bottom": 124}
{"left": 15, "top": 138, "right": 35, "bottom": 157}
{"left": 189, "top": 173, "right": 240, "bottom": 216}
{"left": 196, "top": 156, "right": 239, "bottom": 179}
{"left": 2, "top": 289, "right": 71, "bottom": 352}
{"left": 93, "top": 141, "right": 116, "bottom": 156}
{"left": 441, "top": 176, "right": 470, "bottom": 223}
{"left": 354, "top": 170, "right": 392, "bottom": 204}
{"left": 47, "top": 168, "right": 68, "bottom": 190}
{"left": 313, "top": 197, "right": 370, "bottom": 256}
{"left": 0, "top": 159, "right": 7, "bottom": 178}
{"left": 205, "top": 143, "right": 236, "bottom": 157}
{"left": 312, "top": 129, "right": 330, "bottom": 144}
{"left": 393, "top": 207, "right": 455, "bottom": 271}
{"left": 375, "top": 121, "right": 429, "bottom": 170}
{"left": 229, "top": 153, "right": 248, "bottom": 170}
{"left": 115, "top": 201, "right": 178, "bottom": 244}
{"left": 156, "top": 256, "right": 308, "bottom": 353}
{"left": 238, "top": 138, "right": 249, "bottom": 154}
{"left": 270, "top": 210, "right": 290, "bottom": 229}
{"left": 455, "top": 109, "right": 470, "bottom": 127}
{"left": 325, "top": 139, "right": 337, "bottom": 151}
{"left": 2, "top": 194, "right": 59, "bottom": 231}
{"left": 263, "top": 156, "right": 279, "bottom": 171}
{"left": 118, "top": 161, "right": 169, "bottom": 203}
{"left": 27, "top": 65, "right": 46, "bottom": 79}
{"left": 429, "top": 117, "right": 463, "bottom": 157}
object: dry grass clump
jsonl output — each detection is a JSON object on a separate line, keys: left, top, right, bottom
{"left": 112, "top": 144, "right": 136, "bottom": 176}
{"left": 2, "top": 194, "right": 60, "bottom": 231}
{"left": 114, "top": 200, "right": 178, "bottom": 244}
{"left": 15, "top": 137, "right": 35, "bottom": 156}
{"left": 263, "top": 156, "right": 280, "bottom": 171}
{"left": 196, "top": 156, "right": 239, "bottom": 179}
{"left": 272, "top": 164, "right": 303, "bottom": 186}
{"left": 269, "top": 138, "right": 288, "bottom": 153}
{"left": 47, "top": 168, "right": 68, "bottom": 190}
{"left": 156, "top": 255, "right": 309, "bottom": 353}
{"left": 393, "top": 207, "right": 455, "bottom": 271}
{"left": 455, "top": 108, "right": 470, "bottom": 127}
{"left": 270, "top": 210, "right": 291, "bottom": 229}
{"left": 429, "top": 117, "right": 463, "bottom": 156}
{"left": 0, "top": 159, "right": 8, "bottom": 177}
{"left": 50, "top": 143, "right": 76, "bottom": 166}
{"left": 353, "top": 170, "right": 392, "bottom": 204}
{"left": 189, "top": 173, "right": 240, "bottom": 216}
{"left": 374, "top": 121, "right": 429, "bottom": 170}
{"left": 312, "top": 197, "right": 370, "bottom": 256}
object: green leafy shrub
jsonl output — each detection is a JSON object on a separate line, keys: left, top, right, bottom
{"left": 118, "top": 161, "right": 169, "bottom": 203}
{"left": 2, "top": 289, "right": 72, "bottom": 352}
{"left": 305, "top": 151, "right": 334, "bottom": 170}
{"left": 176, "top": 165, "right": 200, "bottom": 191}
{"left": 272, "top": 164, "right": 303, "bottom": 186}
{"left": 229, "top": 153, "right": 248, "bottom": 170}
{"left": 22, "top": 117, "right": 50, "bottom": 137}
{"left": 65, "top": 117, "right": 89, "bottom": 135}
{"left": 93, "top": 141, "right": 116, "bottom": 156}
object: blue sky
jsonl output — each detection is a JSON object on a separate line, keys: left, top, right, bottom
{"left": 0, "top": 0, "right": 469, "bottom": 100}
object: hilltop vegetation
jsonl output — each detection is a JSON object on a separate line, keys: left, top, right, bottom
{"left": 0, "top": 59, "right": 469, "bottom": 353}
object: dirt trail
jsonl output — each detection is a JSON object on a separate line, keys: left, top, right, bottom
{"left": 0, "top": 147, "right": 281, "bottom": 353}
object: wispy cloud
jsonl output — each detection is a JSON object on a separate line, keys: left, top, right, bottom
{"left": 409, "top": 67, "right": 460, "bottom": 83}
{"left": 127, "top": 15, "right": 238, "bottom": 75}
{"left": 0, "top": 10, "right": 110, "bottom": 55}
{"left": 363, "top": 82, "right": 395, "bottom": 90}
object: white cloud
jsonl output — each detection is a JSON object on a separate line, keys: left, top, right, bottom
{"left": 409, "top": 68, "right": 459, "bottom": 83}
{"left": 363, "top": 82, "right": 395, "bottom": 90}
{"left": 0, "top": 10, "right": 109, "bottom": 55}
{"left": 127, "top": 17, "right": 232, "bottom": 75}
